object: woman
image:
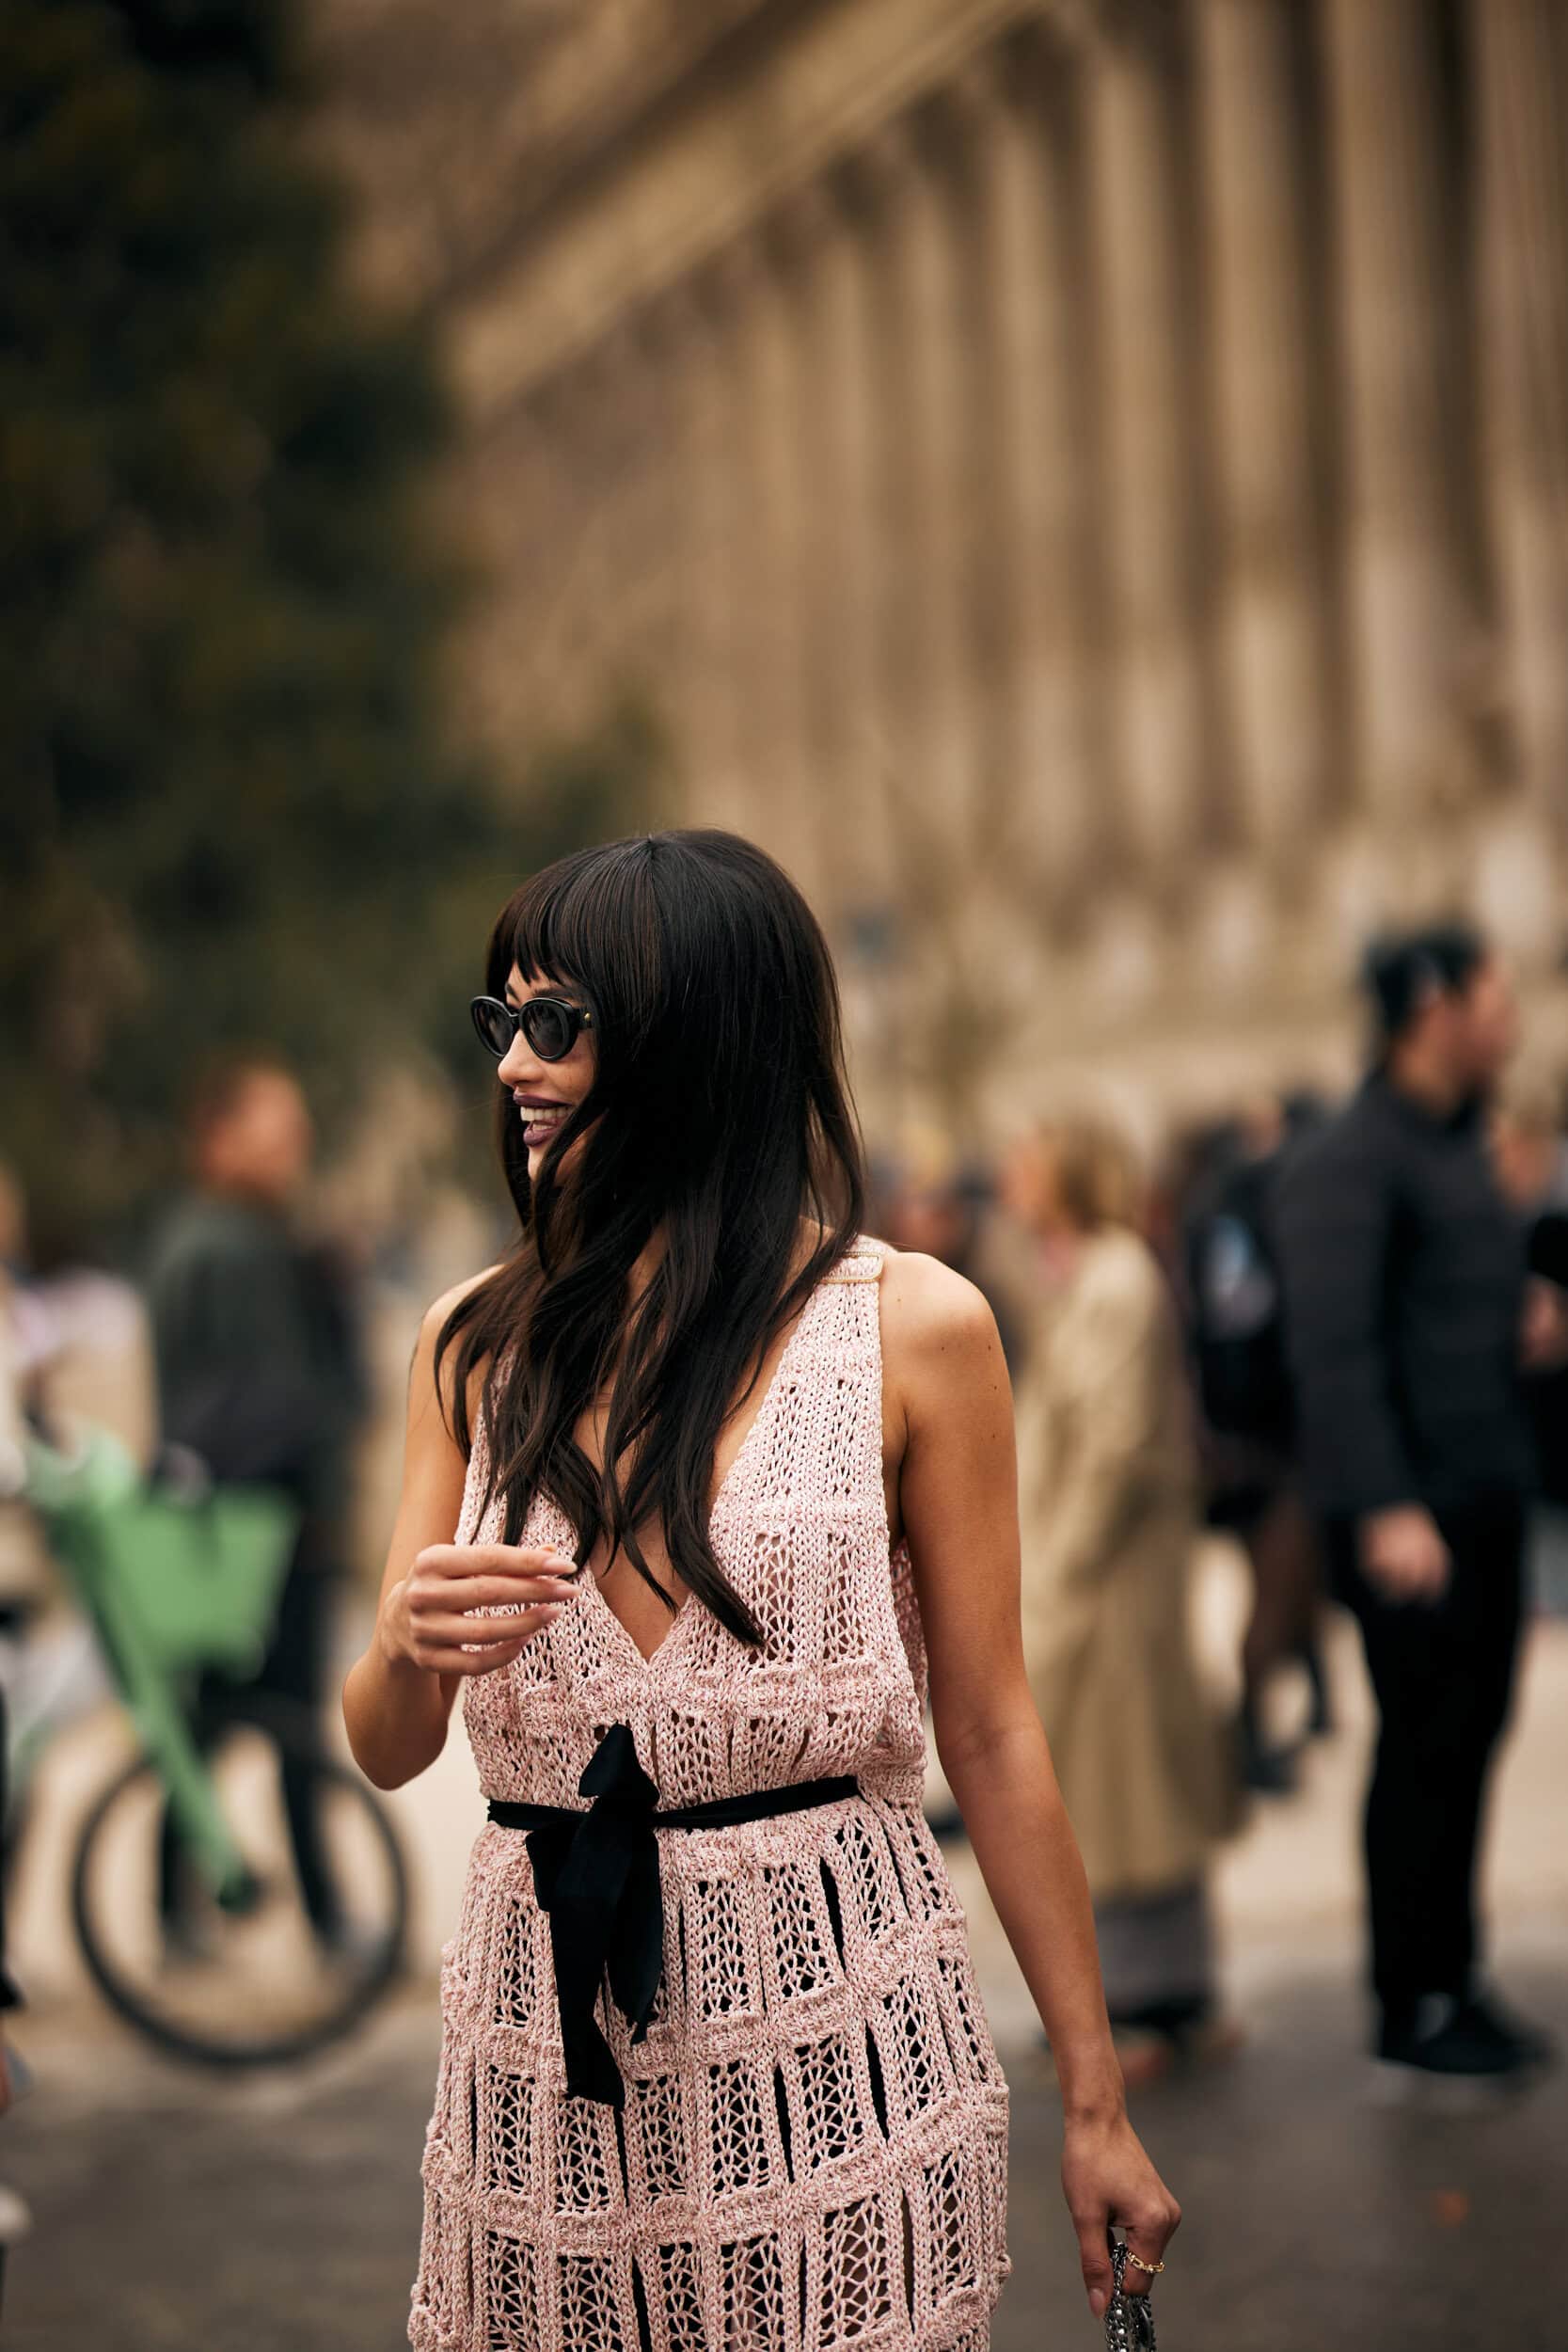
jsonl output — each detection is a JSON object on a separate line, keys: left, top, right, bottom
{"left": 344, "top": 834, "right": 1179, "bottom": 2351}
{"left": 1005, "top": 1109, "right": 1244, "bottom": 2088}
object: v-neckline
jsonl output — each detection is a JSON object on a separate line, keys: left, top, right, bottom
{"left": 582, "top": 1278, "right": 819, "bottom": 1673}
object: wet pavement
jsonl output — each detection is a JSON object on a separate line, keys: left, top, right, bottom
{"left": 5, "top": 1605, "right": 1566, "bottom": 2350}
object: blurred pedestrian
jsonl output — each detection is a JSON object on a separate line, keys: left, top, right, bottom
{"left": 1275, "top": 924, "right": 1560, "bottom": 2086}
{"left": 1005, "top": 1108, "right": 1244, "bottom": 2087}
{"left": 144, "top": 1053, "right": 369, "bottom": 1956}
{"left": 870, "top": 1125, "right": 1030, "bottom": 1373}
{"left": 1492, "top": 1063, "right": 1568, "bottom": 1617}
{"left": 1180, "top": 1091, "right": 1332, "bottom": 1792}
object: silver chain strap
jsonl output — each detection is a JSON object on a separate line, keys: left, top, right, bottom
{"left": 1103, "top": 2238, "right": 1158, "bottom": 2350}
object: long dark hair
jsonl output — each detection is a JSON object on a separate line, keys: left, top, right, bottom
{"left": 435, "top": 830, "right": 867, "bottom": 1646}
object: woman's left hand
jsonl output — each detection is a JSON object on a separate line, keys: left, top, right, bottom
{"left": 1061, "top": 2106, "right": 1180, "bottom": 2321}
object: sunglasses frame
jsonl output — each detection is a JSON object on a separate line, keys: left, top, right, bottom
{"left": 469, "top": 993, "right": 594, "bottom": 1064}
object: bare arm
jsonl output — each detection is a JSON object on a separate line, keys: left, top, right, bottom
{"left": 341, "top": 1274, "right": 578, "bottom": 1790}
{"left": 883, "top": 1249, "right": 1180, "bottom": 2321}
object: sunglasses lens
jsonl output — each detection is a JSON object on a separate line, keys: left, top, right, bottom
{"left": 521, "top": 999, "right": 575, "bottom": 1061}
{"left": 470, "top": 998, "right": 515, "bottom": 1057}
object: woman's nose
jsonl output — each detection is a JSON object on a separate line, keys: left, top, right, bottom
{"left": 498, "top": 1035, "right": 542, "bottom": 1088}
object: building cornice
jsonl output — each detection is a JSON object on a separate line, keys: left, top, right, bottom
{"left": 451, "top": 0, "right": 1101, "bottom": 424}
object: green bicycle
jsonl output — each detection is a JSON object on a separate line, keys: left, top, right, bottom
{"left": 11, "top": 1425, "right": 407, "bottom": 2068}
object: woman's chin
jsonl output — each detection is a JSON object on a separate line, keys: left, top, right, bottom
{"left": 526, "top": 1137, "right": 583, "bottom": 1181}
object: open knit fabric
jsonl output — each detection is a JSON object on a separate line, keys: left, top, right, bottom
{"left": 411, "top": 1237, "right": 1011, "bottom": 2352}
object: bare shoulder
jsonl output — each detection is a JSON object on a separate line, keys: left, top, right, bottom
{"left": 872, "top": 1241, "right": 1006, "bottom": 1393}
{"left": 412, "top": 1263, "right": 504, "bottom": 1420}
{"left": 420, "top": 1262, "right": 503, "bottom": 1346}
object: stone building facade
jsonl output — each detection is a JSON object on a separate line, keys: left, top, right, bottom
{"left": 316, "top": 0, "right": 1568, "bottom": 1136}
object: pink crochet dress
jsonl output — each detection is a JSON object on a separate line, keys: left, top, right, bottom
{"left": 410, "top": 1237, "right": 1011, "bottom": 2352}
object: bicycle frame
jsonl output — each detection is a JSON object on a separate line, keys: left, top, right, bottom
{"left": 21, "top": 1428, "right": 300, "bottom": 1908}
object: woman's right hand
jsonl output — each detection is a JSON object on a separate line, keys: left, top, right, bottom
{"left": 378, "top": 1541, "right": 582, "bottom": 1677}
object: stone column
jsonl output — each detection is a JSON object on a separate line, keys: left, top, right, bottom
{"left": 619, "top": 303, "right": 689, "bottom": 749}
{"left": 721, "top": 234, "right": 818, "bottom": 893}
{"left": 1085, "top": 10, "right": 1212, "bottom": 876}
{"left": 451, "top": 393, "right": 573, "bottom": 764}
{"left": 866, "top": 103, "right": 984, "bottom": 867}
{"left": 1473, "top": 0, "right": 1568, "bottom": 842}
{"left": 1196, "top": 0, "right": 1330, "bottom": 860}
{"left": 965, "top": 30, "right": 1101, "bottom": 905}
{"left": 782, "top": 168, "right": 892, "bottom": 917}
{"left": 520, "top": 351, "right": 627, "bottom": 739}
{"left": 661, "top": 275, "right": 747, "bottom": 835}
{"left": 1323, "top": 0, "right": 1477, "bottom": 849}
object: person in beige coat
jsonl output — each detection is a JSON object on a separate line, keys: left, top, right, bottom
{"left": 1005, "top": 1111, "right": 1245, "bottom": 2082}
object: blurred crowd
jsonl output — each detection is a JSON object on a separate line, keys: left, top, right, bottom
{"left": 2, "top": 918, "right": 1565, "bottom": 2114}
{"left": 873, "top": 921, "right": 1567, "bottom": 2092}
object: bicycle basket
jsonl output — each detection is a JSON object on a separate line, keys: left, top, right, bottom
{"left": 25, "top": 1427, "right": 300, "bottom": 1677}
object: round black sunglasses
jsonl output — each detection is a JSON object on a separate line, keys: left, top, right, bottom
{"left": 470, "top": 993, "right": 594, "bottom": 1064}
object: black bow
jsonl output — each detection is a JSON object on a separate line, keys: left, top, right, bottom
{"left": 521, "top": 1723, "right": 665, "bottom": 2107}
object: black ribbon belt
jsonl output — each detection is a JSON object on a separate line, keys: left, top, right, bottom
{"left": 486, "top": 1722, "right": 859, "bottom": 2107}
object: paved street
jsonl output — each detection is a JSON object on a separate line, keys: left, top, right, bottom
{"left": 5, "top": 1592, "right": 1566, "bottom": 2350}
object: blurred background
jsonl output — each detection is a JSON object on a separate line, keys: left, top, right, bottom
{"left": 4, "top": 0, "right": 1568, "bottom": 2346}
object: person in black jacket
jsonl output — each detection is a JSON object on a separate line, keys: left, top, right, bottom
{"left": 1275, "top": 925, "right": 1561, "bottom": 2085}
{"left": 144, "top": 1054, "right": 370, "bottom": 1952}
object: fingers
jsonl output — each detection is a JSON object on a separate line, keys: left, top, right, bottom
{"left": 1076, "top": 2202, "right": 1180, "bottom": 2318}
{"left": 1117, "top": 2235, "right": 1155, "bottom": 2300}
{"left": 414, "top": 1609, "right": 567, "bottom": 1649}
{"left": 1072, "top": 2212, "right": 1114, "bottom": 2319}
{"left": 417, "top": 1542, "right": 578, "bottom": 1581}
{"left": 404, "top": 1543, "right": 583, "bottom": 1670}
{"left": 436, "top": 1640, "right": 530, "bottom": 1679}
{"left": 1112, "top": 2201, "right": 1181, "bottom": 2303}
{"left": 406, "top": 1600, "right": 572, "bottom": 1675}
{"left": 421, "top": 1574, "right": 580, "bottom": 1614}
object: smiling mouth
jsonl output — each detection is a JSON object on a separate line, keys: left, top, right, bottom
{"left": 515, "top": 1096, "right": 570, "bottom": 1137}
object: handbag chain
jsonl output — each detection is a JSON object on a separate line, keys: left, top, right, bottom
{"left": 1103, "top": 2237, "right": 1158, "bottom": 2350}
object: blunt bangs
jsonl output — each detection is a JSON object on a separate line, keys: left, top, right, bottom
{"left": 488, "top": 840, "right": 664, "bottom": 1030}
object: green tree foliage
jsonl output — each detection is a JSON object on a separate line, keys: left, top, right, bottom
{"left": 0, "top": 0, "right": 642, "bottom": 1258}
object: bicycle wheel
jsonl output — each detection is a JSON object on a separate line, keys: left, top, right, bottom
{"left": 71, "top": 1694, "right": 408, "bottom": 2068}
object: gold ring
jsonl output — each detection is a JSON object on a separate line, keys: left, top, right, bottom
{"left": 1124, "top": 2249, "right": 1164, "bottom": 2277}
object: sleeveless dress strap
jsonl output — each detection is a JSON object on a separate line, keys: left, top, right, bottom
{"left": 822, "top": 1234, "right": 888, "bottom": 1283}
